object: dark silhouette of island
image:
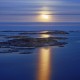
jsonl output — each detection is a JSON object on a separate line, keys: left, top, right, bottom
{"left": 0, "top": 30, "right": 69, "bottom": 54}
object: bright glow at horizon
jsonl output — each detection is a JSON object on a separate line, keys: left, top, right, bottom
{"left": 37, "top": 7, "right": 53, "bottom": 22}
{"left": 41, "top": 14, "right": 49, "bottom": 19}
{"left": 0, "top": 0, "right": 79, "bottom": 22}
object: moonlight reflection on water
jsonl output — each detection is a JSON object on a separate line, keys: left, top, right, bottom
{"left": 36, "top": 33, "right": 52, "bottom": 80}
{"left": 40, "top": 31, "right": 50, "bottom": 38}
{"left": 37, "top": 47, "right": 51, "bottom": 80}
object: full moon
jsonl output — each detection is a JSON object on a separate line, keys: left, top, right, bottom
{"left": 37, "top": 7, "right": 53, "bottom": 22}
{"left": 41, "top": 14, "right": 49, "bottom": 19}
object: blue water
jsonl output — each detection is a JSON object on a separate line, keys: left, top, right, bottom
{"left": 0, "top": 22, "right": 80, "bottom": 31}
{"left": 0, "top": 32, "right": 80, "bottom": 80}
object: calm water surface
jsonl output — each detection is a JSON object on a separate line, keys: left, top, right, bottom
{"left": 0, "top": 31, "right": 80, "bottom": 80}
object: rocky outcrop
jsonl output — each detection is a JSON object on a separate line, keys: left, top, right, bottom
{"left": 0, "top": 37, "right": 67, "bottom": 47}
{"left": 0, "top": 30, "right": 69, "bottom": 53}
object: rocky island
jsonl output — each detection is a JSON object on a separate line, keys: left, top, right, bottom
{"left": 0, "top": 30, "right": 69, "bottom": 53}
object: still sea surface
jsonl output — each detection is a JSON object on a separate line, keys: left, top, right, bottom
{"left": 0, "top": 29, "right": 80, "bottom": 80}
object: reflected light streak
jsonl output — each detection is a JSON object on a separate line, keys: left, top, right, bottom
{"left": 36, "top": 47, "right": 51, "bottom": 80}
{"left": 36, "top": 33, "right": 51, "bottom": 80}
{"left": 40, "top": 31, "right": 50, "bottom": 38}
